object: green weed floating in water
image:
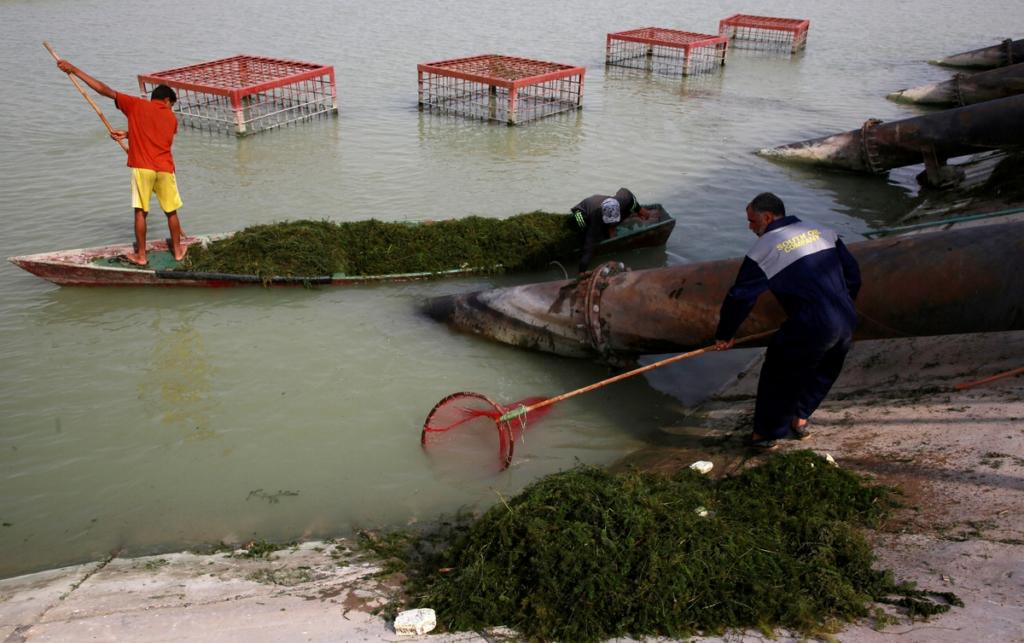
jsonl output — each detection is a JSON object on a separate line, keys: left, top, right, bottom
{"left": 375, "top": 451, "right": 958, "bottom": 641}
{"left": 180, "top": 213, "right": 578, "bottom": 279}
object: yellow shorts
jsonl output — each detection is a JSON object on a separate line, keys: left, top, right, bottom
{"left": 130, "top": 168, "right": 183, "bottom": 214}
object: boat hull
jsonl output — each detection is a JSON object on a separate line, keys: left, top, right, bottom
{"left": 9, "top": 212, "right": 676, "bottom": 287}
{"left": 9, "top": 238, "right": 209, "bottom": 287}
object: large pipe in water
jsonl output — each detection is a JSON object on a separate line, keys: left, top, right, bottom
{"left": 932, "top": 39, "right": 1024, "bottom": 69}
{"left": 887, "top": 63, "right": 1024, "bottom": 106}
{"left": 425, "top": 220, "right": 1024, "bottom": 363}
{"left": 757, "top": 94, "right": 1024, "bottom": 185}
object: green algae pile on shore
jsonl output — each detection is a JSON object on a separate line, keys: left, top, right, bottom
{"left": 371, "top": 451, "right": 959, "bottom": 641}
{"left": 180, "top": 213, "right": 577, "bottom": 279}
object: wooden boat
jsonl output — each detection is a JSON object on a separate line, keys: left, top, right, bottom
{"left": 8, "top": 208, "right": 676, "bottom": 287}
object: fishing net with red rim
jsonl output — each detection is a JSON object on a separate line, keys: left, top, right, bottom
{"left": 421, "top": 392, "right": 552, "bottom": 473}
{"left": 420, "top": 334, "right": 774, "bottom": 476}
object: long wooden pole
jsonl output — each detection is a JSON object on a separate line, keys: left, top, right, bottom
{"left": 955, "top": 366, "right": 1024, "bottom": 391}
{"left": 43, "top": 41, "right": 128, "bottom": 154}
{"left": 499, "top": 329, "right": 776, "bottom": 421}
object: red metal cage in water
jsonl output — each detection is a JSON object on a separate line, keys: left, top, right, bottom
{"left": 605, "top": 28, "right": 728, "bottom": 76}
{"left": 138, "top": 55, "right": 338, "bottom": 136}
{"left": 718, "top": 15, "right": 810, "bottom": 53}
{"left": 417, "top": 54, "right": 585, "bottom": 125}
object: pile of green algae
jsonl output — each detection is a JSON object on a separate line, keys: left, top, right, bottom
{"left": 179, "top": 212, "right": 577, "bottom": 278}
{"left": 365, "top": 451, "right": 959, "bottom": 641}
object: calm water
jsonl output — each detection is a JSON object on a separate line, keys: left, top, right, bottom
{"left": 0, "top": 0, "right": 1017, "bottom": 577}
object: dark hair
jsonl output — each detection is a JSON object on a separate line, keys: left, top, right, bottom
{"left": 747, "top": 192, "right": 785, "bottom": 217}
{"left": 615, "top": 187, "right": 640, "bottom": 214}
{"left": 150, "top": 84, "right": 177, "bottom": 103}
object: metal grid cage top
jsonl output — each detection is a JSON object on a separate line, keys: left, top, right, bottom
{"left": 606, "top": 28, "right": 728, "bottom": 76}
{"left": 718, "top": 15, "right": 810, "bottom": 53}
{"left": 138, "top": 55, "right": 338, "bottom": 136}
{"left": 417, "top": 54, "right": 586, "bottom": 125}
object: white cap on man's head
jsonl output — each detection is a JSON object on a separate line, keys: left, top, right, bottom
{"left": 601, "top": 197, "right": 621, "bottom": 224}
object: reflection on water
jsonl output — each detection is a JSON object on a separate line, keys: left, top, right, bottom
{"left": 779, "top": 163, "right": 918, "bottom": 231}
{"left": 231, "top": 117, "right": 344, "bottom": 174}
{"left": 141, "top": 312, "right": 217, "bottom": 442}
{"left": 725, "top": 46, "right": 808, "bottom": 62}
{"left": 603, "top": 66, "right": 726, "bottom": 100}
{"left": 417, "top": 110, "right": 585, "bottom": 159}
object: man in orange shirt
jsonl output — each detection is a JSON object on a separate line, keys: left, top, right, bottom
{"left": 57, "top": 59, "right": 186, "bottom": 265}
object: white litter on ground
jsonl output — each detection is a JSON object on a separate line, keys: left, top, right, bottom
{"left": 690, "top": 460, "right": 714, "bottom": 474}
{"left": 394, "top": 608, "right": 437, "bottom": 636}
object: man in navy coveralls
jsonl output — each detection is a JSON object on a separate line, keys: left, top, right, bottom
{"left": 714, "top": 193, "right": 861, "bottom": 448}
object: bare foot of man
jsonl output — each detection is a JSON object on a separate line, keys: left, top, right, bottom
{"left": 172, "top": 246, "right": 188, "bottom": 262}
{"left": 124, "top": 252, "right": 148, "bottom": 266}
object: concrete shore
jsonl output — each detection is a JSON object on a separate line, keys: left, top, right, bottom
{"left": 2, "top": 331, "right": 1023, "bottom": 642}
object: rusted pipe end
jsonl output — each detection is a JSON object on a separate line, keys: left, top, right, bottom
{"left": 423, "top": 293, "right": 459, "bottom": 322}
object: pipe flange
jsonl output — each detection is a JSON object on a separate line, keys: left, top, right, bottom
{"left": 572, "top": 261, "right": 627, "bottom": 355}
{"left": 952, "top": 73, "right": 966, "bottom": 107}
{"left": 860, "top": 118, "right": 885, "bottom": 174}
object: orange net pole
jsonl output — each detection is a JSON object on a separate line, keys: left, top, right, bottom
{"left": 43, "top": 42, "right": 128, "bottom": 154}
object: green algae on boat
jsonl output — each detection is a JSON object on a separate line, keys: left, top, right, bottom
{"left": 369, "top": 451, "right": 959, "bottom": 641}
{"left": 179, "top": 213, "right": 577, "bottom": 279}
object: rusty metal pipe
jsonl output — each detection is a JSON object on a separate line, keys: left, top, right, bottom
{"left": 887, "top": 63, "right": 1024, "bottom": 106}
{"left": 425, "top": 220, "right": 1024, "bottom": 362}
{"left": 932, "top": 39, "right": 1024, "bottom": 69}
{"left": 757, "top": 94, "right": 1024, "bottom": 181}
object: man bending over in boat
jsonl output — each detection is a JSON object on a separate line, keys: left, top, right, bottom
{"left": 56, "top": 59, "right": 186, "bottom": 266}
{"left": 570, "top": 187, "right": 653, "bottom": 273}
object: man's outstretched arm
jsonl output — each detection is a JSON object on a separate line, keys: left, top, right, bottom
{"left": 56, "top": 60, "right": 116, "bottom": 100}
{"left": 714, "top": 256, "right": 769, "bottom": 347}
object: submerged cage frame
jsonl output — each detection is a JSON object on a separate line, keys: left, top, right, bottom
{"left": 605, "top": 28, "right": 728, "bottom": 76}
{"left": 138, "top": 55, "right": 338, "bottom": 136}
{"left": 718, "top": 15, "right": 810, "bottom": 53}
{"left": 417, "top": 54, "right": 585, "bottom": 125}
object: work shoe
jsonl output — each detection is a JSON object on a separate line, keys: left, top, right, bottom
{"left": 790, "top": 421, "right": 811, "bottom": 440}
{"left": 744, "top": 434, "right": 778, "bottom": 451}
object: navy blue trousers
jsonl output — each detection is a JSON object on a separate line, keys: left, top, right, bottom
{"left": 753, "top": 329, "right": 853, "bottom": 440}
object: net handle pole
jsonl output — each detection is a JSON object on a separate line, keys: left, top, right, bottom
{"left": 43, "top": 41, "right": 128, "bottom": 154}
{"left": 521, "top": 330, "right": 776, "bottom": 415}
{"left": 954, "top": 365, "right": 1024, "bottom": 390}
